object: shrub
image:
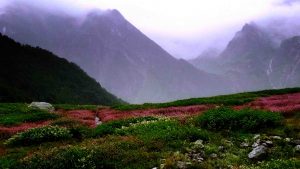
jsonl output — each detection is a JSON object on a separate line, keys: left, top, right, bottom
{"left": 4, "top": 125, "right": 72, "bottom": 146}
{"left": 93, "top": 116, "right": 158, "bottom": 137}
{"left": 194, "top": 107, "right": 283, "bottom": 132}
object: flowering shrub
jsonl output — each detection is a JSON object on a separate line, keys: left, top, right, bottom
{"left": 4, "top": 125, "right": 72, "bottom": 146}
{"left": 93, "top": 116, "right": 158, "bottom": 137}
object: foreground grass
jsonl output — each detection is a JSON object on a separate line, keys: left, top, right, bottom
{"left": 0, "top": 103, "right": 58, "bottom": 126}
{"left": 1, "top": 105, "right": 299, "bottom": 169}
{"left": 113, "top": 87, "right": 300, "bottom": 111}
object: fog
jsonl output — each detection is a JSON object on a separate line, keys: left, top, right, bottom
{"left": 1, "top": 0, "right": 300, "bottom": 59}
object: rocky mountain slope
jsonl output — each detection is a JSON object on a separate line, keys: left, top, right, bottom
{"left": 0, "top": 4, "right": 233, "bottom": 103}
{"left": 190, "top": 23, "right": 300, "bottom": 92}
{"left": 0, "top": 34, "right": 122, "bottom": 105}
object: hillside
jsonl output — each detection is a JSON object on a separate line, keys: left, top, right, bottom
{"left": 0, "top": 34, "right": 122, "bottom": 105}
{"left": 0, "top": 88, "right": 299, "bottom": 169}
{"left": 0, "top": 4, "right": 233, "bottom": 103}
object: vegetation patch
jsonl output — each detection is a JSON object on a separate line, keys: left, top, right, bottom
{"left": 0, "top": 103, "right": 58, "bottom": 126}
{"left": 4, "top": 126, "right": 72, "bottom": 146}
{"left": 194, "top": 107, "right": 283, "bottom": 132}
{"left": 113, "top": 88, "right": 300, "bottom": 111}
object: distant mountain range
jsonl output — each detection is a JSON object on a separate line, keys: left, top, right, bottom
{"left": 0, "top": 33, "right": 122, "bottom": 105}
{"left": 0, "top": 4, "right": 233, "bottom": 103}
{"left": 189, "top": 23, "right": 300, "bottom": 92}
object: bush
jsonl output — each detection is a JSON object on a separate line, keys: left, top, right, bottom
{"left": 194, "top": 107, "right": 283, "bottom": 132}
{"left": 93, "top": 116, "right": 158, "bottom": 137}
{"left": 4, "top": 125, "right": 72, "bottom": 146}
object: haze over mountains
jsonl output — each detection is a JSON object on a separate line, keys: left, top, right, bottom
{"left": 189, "top": 23, "right": 300, "bottom": 92}
{"left": 0, "top": 4, "right": 233, "bottom": 103}
{"left": 0, "top": 2, "right": 299, "bottom": 104}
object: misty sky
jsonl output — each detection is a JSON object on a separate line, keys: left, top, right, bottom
{"left": 1, "top": 0, "right": 300, "bottom": 59}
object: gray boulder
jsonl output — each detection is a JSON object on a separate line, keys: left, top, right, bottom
{"left": 28, "top": 102, "right": 54, "bottom": 112}
{"left": 295, "top": 145, "right": 300, "bottom": 152}
{"left": 248, "top": 145, "right": 267, "bottom": 159}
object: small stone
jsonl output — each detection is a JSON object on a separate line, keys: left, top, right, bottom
{"left": 218, "top": 146, "right": 224, "bottom": 151}
{"left": 152, "top": 167, "right": 157, "bottom": 169}
{"left": 240, "top": 142, "right": 249, "bottom": 147}
{"left": 285, "top": 138, "right": 291, "bottom": 142}
{"left": 265, "top": 141, "right": 273, "bottom": 146}
{"left": 270, "top": 136, "right": 282, "bottom": 140}
{"left": 252, "top": 142, "right": 260, "bottom": 148}
{"left": 295, "top": 145, "right": 300, "bottom": 152}
{"left": 253, "top": 134, "right": 260, "bottom": 140}
{"left": 248, "top": 145, "right": 267, "bottom": 159}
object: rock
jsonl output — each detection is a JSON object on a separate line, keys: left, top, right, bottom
{"left": 265, "top": 141, "right": 273, "bottom": 146}
{"left": 152, "top": 167, "right": 157, "bottom": 169}
{"left": 248, "top": 145, "right": 267, "bottom": 159}
{"left": 177, "top": 161, "right": 191, "bottom": 169}
{"left": 252, "top": 139, "right": 261, "bottom": 148}
{"left": 295, "top": 145, "right": 300, "bottom": 152}
{"left": 270, "top": 136, "right": 282, "bottom": 140}
{"left": 253, "top": 134, "right": 260, "bottom": 140}
{"left": 285, "top": 138, "right": 291, "bottom": 142}
{"left": 28, "top": 102, "right": 54, "bottom": 112}
{"left": 240, "top": 142, "right": 249, "bottom": 147}
{"left": 218, "top": 146, "right": 224, "bottom": 151}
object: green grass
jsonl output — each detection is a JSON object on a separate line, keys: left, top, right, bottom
{"left": 113, "top": 87, "right": 300, "bottom": 111}
{"left": 0, "top": 103, "right": 58, "bottom": 126}
{"left": 194, "top": 107, "right": 283, "bottom": 132}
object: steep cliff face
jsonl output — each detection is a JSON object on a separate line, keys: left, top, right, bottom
{"left": 219, "top": 23, "right": 275, "bottom": 91}
{"left": 0, "top": 5, "right": 233, "bottom": 103}
{"left": 270, "top": 36, "right": 300, "bottom": 88}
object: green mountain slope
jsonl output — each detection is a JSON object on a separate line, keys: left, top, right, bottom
{"left": 0, "top": 34, "right": 122, "bottom": 105}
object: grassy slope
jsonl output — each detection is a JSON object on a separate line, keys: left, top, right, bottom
{"left": 0, "top": 34, "right": 122, "bottom": 105}
{"left": 0, "top": 88, "right": 300, "bottom": 168}
{"left": 113, "top": 87, "right": 300, "bottom": 110}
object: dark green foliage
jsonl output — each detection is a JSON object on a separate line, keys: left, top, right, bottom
{"left": 194, "top": 107, "right": 283, "bottom": 132}
{"left": 93, "top": 117, "right": 158, "bottom": 137}
{"left": 0, "top": 103, "right": 58, "bottom": 126}
{"left": 54, "top": 104, "right": 100, "bottom": 111}
{"left": 19, "top": 141, "right": 160, "bottom": 169}
{"left": 4, "top": 126, "right": 72, "bottom": 146}
{"left": 0, "top": 34, "right": 122, "bottom": 105}
{"left": 117, "top": 120, "right": 210, "bottom": 144}
{"left": 113, "top": 87, "right": 300, "bottom": 111}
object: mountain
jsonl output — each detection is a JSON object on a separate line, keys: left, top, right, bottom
{"left": 188, "top": 49, "right": 223, "bottom": 75}
{"left": 0, "top": 4, "right": 233, "bottom": 103}
{"left": 0, "top": 33, "right": 122, "bottom": 105}
{"left": 190, "top": 23, "right": 300, "bottom": 92}
{"left": 270, "top": 36, "right": 300, "bottom": 88}
{"left": 190, "top": 23, "right": 277, "bottom": 92}
{"left": 219, "top": 23, "right": 275, "bottom": 91}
